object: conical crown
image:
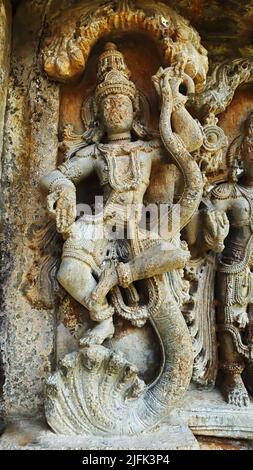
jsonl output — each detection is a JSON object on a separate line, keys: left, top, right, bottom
{"left": 97, "top": 42, "right": 130, "bottom": 82}
{"left": 95, "top": 42, "right": 137, "bottom": 106}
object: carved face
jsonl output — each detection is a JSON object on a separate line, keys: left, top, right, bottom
{"left": 100, "top": 94, "right": 134, "bottom": 134}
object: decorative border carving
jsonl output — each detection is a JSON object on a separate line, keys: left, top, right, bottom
{"left": 42, "top": 0, "right": 208, "bottom": 90}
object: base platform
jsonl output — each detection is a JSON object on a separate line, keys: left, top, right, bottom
{"left": 179, "top": 388, "right": 253, "bottom": 440}
{"left": 1, "top": 389, "right": 253, "bottom": 450}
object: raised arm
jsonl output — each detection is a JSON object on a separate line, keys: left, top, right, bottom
{"left": 152, "top": 58, "right": 204, "bottom": 231}
{"left": 184, "top": 189, "right": 230, "bottom": 257}
{"left": 153, "top": 56, "right": 203, "bottom": 154}
{"left": 40, "top": 145, "right": 95, "bottom": 235}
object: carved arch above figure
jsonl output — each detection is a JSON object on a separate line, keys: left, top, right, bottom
{"left": 42, "top": 0, "right": 208, "bottom": 90}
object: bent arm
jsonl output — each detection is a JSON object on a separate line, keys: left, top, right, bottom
{"left": 184, "top": 196, "right": 230, "bottom": 256}
{"left": 40, "top": 146, "right": 95, "bottom": 194}
{"left": 201, "top": 196, "right": 230, "bottom": 253}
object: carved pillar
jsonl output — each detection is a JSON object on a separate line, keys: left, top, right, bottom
{"left": 0, "top": 0, "right": 60, "bottom": 417}
{"left": 0, "top": 0, "right": 11, "bottom": 159}
{"left": 0, "top": 0, "right": 11, "bottom": 428}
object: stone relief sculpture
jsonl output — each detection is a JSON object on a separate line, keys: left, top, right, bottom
{"left": 181, "top": 59, "right": 253, "bottom": 390}
{"left": 193, "top": 59, "right": 253, "bottom": 118}
{"left": 40, "top": 39, "right": 204, "bottom": 434}
{"left": 32, "top": 0, "right": 253, "bottom": 438}
{"left": 183, "top": 112, "right": 253, "bottom": 406}
{"left": 3, "top": 0, "right": 253, "bottom": 452}
{"left": 203, "top": 113, "right": 253, "bottom": 407}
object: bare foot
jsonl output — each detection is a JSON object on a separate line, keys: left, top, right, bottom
{"left": 79, "top": 317, "right": 115, "bottom": 348}
{"left": 222, "top": 373, "right": 250, "bottom": 407}
{"left": 91, "top": 265, "right": 118, "bottom": 304}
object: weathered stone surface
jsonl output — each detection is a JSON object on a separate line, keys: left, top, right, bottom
{"left": 1, "top": 0, "right": 60, "bottom": 417}
{"left": 0, "top": 415, "right": 199, "bottom": 450}
{"left": 179, "top": 388, "right": 253, "bottom": 440}
{"left": 0, "top": 0, "right": 11, "bottom": 163}
{"left": 197, "top": 435, "right": 253, "bottom": 451}
{"left": 1, "top": 0, "right": 253, "bottom": 448}
{"left": 168, "top": 0, "right": 253, "bottom": 60}
{"left": 42, "top": 36, "right": 204, "bottom": 435}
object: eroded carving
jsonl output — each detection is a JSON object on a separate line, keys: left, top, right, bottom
{"left": 193, "top": 59, "right": 253, "bottom": 117}
{"left": 41, "top": 38, "right": 205, "bottom": 434}
{"left": 20, "top": 221, "right": 64, "bottom": 309}
{"left": 42, "top": 0, "right": 208, "bottom": 89}
{"left": 203, "top": 113, "right": 253, "bottom": 406}
{"left": 182, "top": 254, "right": 218, "bottom": 388}
{"left": 34, "top": 0, "right": 253, "bottom": 440}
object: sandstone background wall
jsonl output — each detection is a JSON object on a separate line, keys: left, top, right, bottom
{"left": 0, "top": 0, "right": 60, "bottom": 417}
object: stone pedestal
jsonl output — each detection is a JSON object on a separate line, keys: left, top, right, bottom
{"left": 0, "top": 416, "right": 199, "bottom": 450}
{"left": 180, "top": 389, "right": 253, "bottom": 440}
{"left": 1, "top": 388, "right": 253, "bottom": 450}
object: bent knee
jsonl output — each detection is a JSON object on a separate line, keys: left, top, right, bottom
{"left": 57, "top": 259, "right": 90, "bottom": 289}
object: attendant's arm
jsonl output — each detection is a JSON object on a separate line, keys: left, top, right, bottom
{"left": 202, "top": 196, "right": 230, "bottom": 253}
{"left": 152, "top": 59, "right": 203, "bottom": 154}
{"left": 184, "top": 196, "right": 230, "bottom": 256}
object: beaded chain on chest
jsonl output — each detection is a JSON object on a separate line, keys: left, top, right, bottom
{"left": 97, "top": 144, "right": 142, "bottom": 191}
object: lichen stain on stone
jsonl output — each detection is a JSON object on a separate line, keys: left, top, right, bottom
{"left": 1, "top": 0, "right": 60, "bottom": 415}
{"left": 61, "top": 297, "right": 84, "bottom": 332}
